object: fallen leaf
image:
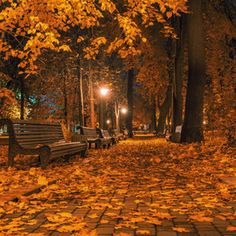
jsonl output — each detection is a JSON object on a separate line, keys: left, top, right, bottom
{"left": 227, "top": 226, "right": 236, "bottom": 231}
{"left": 172, "top": 227, "right": 190, "bottom": 232}
{"left": 37, "top": 176, "right": 48, "bottom": 186}
{"left": 136, "top": 229, "right": 150, "bottom": 235}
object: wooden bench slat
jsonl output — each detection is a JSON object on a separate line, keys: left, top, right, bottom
{"left": 16, "top": 135, "right": 64, "bottom": 140}
{"left": 20, "top": 140, "right": 64, "bottom": 147}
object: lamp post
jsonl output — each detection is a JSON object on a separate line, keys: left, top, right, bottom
{"left": 120, "top": 107, "right": 127, "bottom": 130}
{"left": 99, "top": 87, "right": 109, "bottom": 129}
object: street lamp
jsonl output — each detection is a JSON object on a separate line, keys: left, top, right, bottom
{"left": 99, "top": 87, "right": 110, "bottom": 129}
{"left": 100, "top": 87, "right": 109, "bottom": 97}
{"left": 120, "top": 107, "right": 127, "bottom": 130}
{"left": 121, "top": 107, "right": 127, "bottom": 114}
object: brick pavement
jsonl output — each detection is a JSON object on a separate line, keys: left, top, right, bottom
{"left": 0, "top": 185, "right": 235, "bottom": 236}
{"left": 0, "top": 138, "right": 235, "bottom": 236}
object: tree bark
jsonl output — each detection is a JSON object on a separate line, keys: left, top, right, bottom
{"left": 173, "top": 16, "right": 185, "bottom": 131}
{"left": 156, "top": 85, "right": 172, "bottom": 134}
{"left": 181, "top": 0, "right": 205, "bottom": 142}
{"left": 63, "top": 75, "right": 68, "bottom": 125}
{"left": 88, "top": 62, "right": 95, "bottom": 127}
{"left": 77, "top": 58, "right": 84, "bottom": 126}
{"left": 126, "top": 69, "right": 134, "bottom": 137}
{"left": 114, "top": 102, "right": 120, "bottom": 131}
{"left": 151, "top": 96, "right": 157, "bottom": 132}
{"left": 20, "top": 78, "right": 24, "bottom": 120}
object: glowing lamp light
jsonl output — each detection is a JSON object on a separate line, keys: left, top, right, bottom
{"left": 106, "top": 119, "right": 111, "bottom": 124}
{"left": 121, "top": 107, "right": 127, "bottom": 114}
{"left": 100, "top": 87, "right": 109, "bottom": 96}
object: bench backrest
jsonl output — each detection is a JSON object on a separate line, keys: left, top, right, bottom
{"left": 80, "top": 127, "right": 100, "bottom": 139}
{"left": 1, "top": 119, "right": 64, "bottom": 147}
{"left": 100, "top": 129, "right": 111, "bottom": 138}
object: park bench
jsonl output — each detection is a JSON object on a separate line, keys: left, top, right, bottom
{"left": 99, "top": 129, "right": 114, "bottom": 146}
{"left": 110, "top": 129, "right": 124, "bottom": 143}
{"left": 0, "top": 119, "right": 88, "bottom": 167}
{"left": 122, "top": 129, "right": 129, "bottom": 140}
{"left": 78, "top": 127, "right": 112, "bottom": 149}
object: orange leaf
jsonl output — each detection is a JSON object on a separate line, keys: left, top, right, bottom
{"left": 227, "top": 226, "right": 236, "bottom": 231}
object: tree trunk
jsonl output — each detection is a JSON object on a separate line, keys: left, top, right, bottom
{"left": 20, "top": 78, "right": 24, "bottom": 120}
{"left": 114, "top": 102, "right": 120, "bottom": 131}
{"left": 181, "top": 0, "right": 205, "bottom": 142}
{"left": 63, "top": 75, "right": 68, "bottom": 125}
{"left": 77, "top": 58, "right": 84, "bottom": 126}
{"left": 151, "top": 96, "right": 157, "bottom": 132}
{"left": 88, "top": 62, "right": 95, "bottom": 127}
{"left": 126, "top": 69, "right": 134, "bottom": 137}
{"left": 156, "top": 85, "right": 172, "bottom": 134}
{"left": 173, "top": 16, "right": 185, "bottom": 131}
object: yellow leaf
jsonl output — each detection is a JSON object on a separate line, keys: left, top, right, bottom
{"left": 113, "top": 233, "right": 132, "bottom": 236}
{"left": 227, "top": 226, "right": 236, "bottom": 231}
{"left": 105, "top": 212, "right": 117, "bottom": 217}
{"left": 58, "top": 212, "right": 72, "bottom": 218}
{"left": 59, "top": 45, "right": 72, "bottom": 52}
{"left": 100, "top": 219, "right": 109, "bottom": 224}
{"left": 189, "top": 215, "right": 213, "bottom": 222}
{"left": 74, "top": 229, "right": 98, "bottom": 236}
{"left": 136, "top": 230, "right": 150, "bottom": 235}
{"left": 172, "top": 227, "right": 190, "bottom": 232}
{"left": 25, "top": 219, "right": 38, "bottom": 225}
{"left": 29, "top": 168, "right": 37, "bottom": 176}
{"left": 28, "top": 233, "right": 45, "bottom": 236}
{"left": 88, "top": 213, "right": 99, "bottom": 219}
{"left": 37, "top": 176, "right": 48, "bottom": 186}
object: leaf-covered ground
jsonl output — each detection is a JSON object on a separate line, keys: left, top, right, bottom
{"left": 0, "top": 135, "right": 235, "bottom": 235}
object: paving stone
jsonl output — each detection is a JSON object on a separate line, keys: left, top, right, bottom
{"left": 215, "top": 226, "right": 228, "bottom": 233}
{"left": 114, "top": 228, "right": 135, "bottom": 236}
{"left": 176, "top": 233, "right": 199, "bottom": 236}
{"left": 198, "top": 231, "right": 222, "bottom": 236}
{"left": 50, "top": 232, "right": 72, "bottom": 236}
{"left": 136, "top": 227, "right": 155, "bottom": 235}
{"left": 5, "top": 212, "right": 25, "bottom": 218}
{"left": 136, "top": 223, "right": 156, "bottom": 228}
{"left": 96, "top": 226, "right": 115, "bottom": 235}
{"left": 86, "top": 222, "right": 98, "bottom": 230}
{"left": 162, "top": 220, "right": 175, "bottom": 227}
{"left": 23, "top": 219, "right": 47, "bottom": 232}
{"left": 73, "top": 207, "right": 90, "bottom": 215}
{"left": 173, "top": 224, "right": 195, "bottom": 232}
{"left": 157, "top": 227, "right": 175, "bottom": 231}
{"left": 33, "top": 227, "right": 53, "bottom": 234}
{"left": 156, "top": 231, "right": 177, "bottom": 236}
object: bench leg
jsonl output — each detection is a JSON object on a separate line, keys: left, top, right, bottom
{"left": 64, "top": 154, "right": 71, "bottom": 162}
{"left": 96, "top": 141, "right": 101, "bottom": 149}
{"left": 80, "top": 148, "right": 88, "bottom": 157}
{"left": 39, "top": 150, "right": 49, "bottom": 168}
{"left": 8, "top": 144, "right": 18, "bottom": 167}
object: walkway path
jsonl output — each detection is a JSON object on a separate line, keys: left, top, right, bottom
{"left": 0, "top": 136, "right": 235, "bottom": 236}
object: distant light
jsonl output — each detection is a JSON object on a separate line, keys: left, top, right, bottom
{"left": 100, "top": 87, "right": 109, "bottom": 96}
{"left": 121, "top": 108, "right": 127, "bottom": 114}
{"left": 106, "top": 119, "right": 111, "bottom": 124}
{"left": 203, "top": 120, "right": 207, "bottom": 125}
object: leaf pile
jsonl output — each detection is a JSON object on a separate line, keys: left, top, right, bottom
{"left": 0, "top": 137, "right": 235, "bottom": 235}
